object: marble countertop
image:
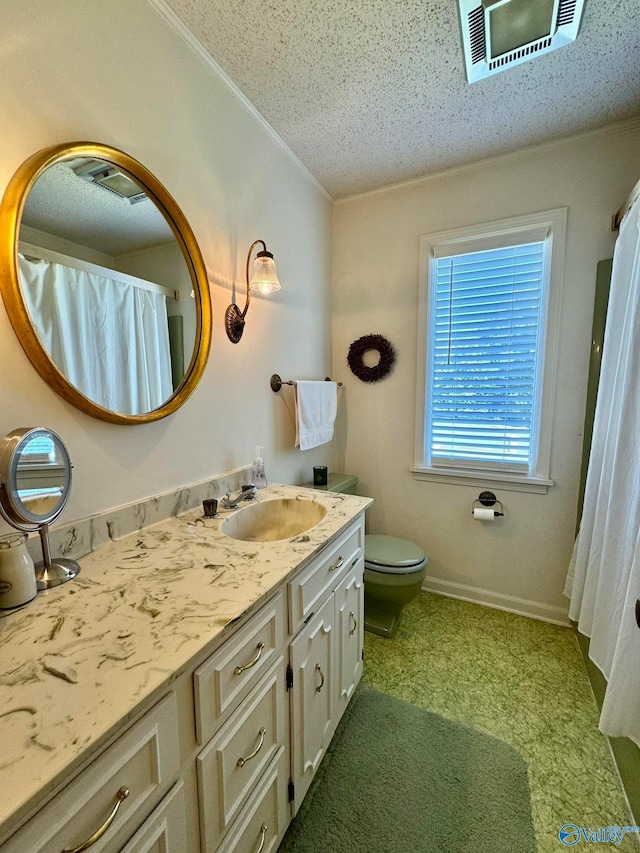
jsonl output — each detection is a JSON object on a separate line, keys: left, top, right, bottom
{"left": 0, "top": 484, "right": 371, "bottom": 837}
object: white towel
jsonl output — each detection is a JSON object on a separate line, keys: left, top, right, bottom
{"left": 294, "top": 381, "right": 338, "bottom": 450}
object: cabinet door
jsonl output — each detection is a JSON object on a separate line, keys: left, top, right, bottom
{"left": 289, "top": 595, "right": 335, "bottom": 811}
{"left": 334, "top": 556, "right": 364, "bottom": 726}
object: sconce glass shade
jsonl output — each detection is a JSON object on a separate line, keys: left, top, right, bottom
{"left": 249, "top": 253, "right": 281, "bottom": 295}
{"left": 225, "top": 240, "right": 280, "bottom": 343}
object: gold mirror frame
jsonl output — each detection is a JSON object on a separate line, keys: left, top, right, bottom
{"left": 0, "top": 142, "right": 212, "bottom": 425}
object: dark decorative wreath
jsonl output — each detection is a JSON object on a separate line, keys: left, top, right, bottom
{"left": 347, "top": 334, "right": 396, "bottom": 383}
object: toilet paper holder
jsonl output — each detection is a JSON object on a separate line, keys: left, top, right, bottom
{"left": 472, "top": 491, "right": 504, "bottom": 518}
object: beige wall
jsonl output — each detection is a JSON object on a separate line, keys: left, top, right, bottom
{"left": 332, "top": 122, "right": 640, "bottom": 623}
{"left": 0, "top": 0, "right": 333, "bottom": 525}
{"left": 4, "top": 1, "right": 639, "bottom": 624}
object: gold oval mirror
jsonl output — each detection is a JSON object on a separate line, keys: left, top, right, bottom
{"left": 0, "top": 142, "right": 212, "bottom": 424}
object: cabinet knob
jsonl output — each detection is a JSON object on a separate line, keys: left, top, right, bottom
{"left": 255, "top": 824, "right": 269, "bottom": 853}
{"left": 315, "top": 663, "right": 325, "bottom": 692}
{"left": 329, "top": 556, "right": 344, "bottom": 572}
{"left": 234, "top": 642, "right": 265, "bottom": 675}
{"left": 349, "top": 611, "right": 357, "bottom": 635}
{"left": 61, "top": 786, "right": 129, "bottom": 853}
{"left": 237, "top": 727, "right": 267, "bottom": 767}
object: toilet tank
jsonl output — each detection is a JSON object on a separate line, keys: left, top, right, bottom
{"left": 305, "top": 473, "right": 359, "bottom": 494}
{"left": 327, "top": 473, "right": 358, "bottom": 495}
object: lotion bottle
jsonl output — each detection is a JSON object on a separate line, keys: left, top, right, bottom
{"left": 252, "top": 446, "right": 268, "bottom": 489}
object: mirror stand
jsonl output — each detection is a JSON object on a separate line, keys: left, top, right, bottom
{"left": 36, "top": 523, "right": 80, "bottom": 590}
{"left": 0, "top": 427, "right": 81, "bottom": 592}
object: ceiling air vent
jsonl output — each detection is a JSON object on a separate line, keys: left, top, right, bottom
{"left": 71, "top": 159, "right": 148, "bottom": 204}
{"left": 458, "top": 0, "right": 586, "bottom": 83}
{"left": 468, "top": 6, "right": 487, "bottom": 63}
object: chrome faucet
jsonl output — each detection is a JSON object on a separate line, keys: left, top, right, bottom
{"left": 221, "top": 484, "right": 257, "bottom": 509}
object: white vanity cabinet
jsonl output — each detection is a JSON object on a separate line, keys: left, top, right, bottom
{"left": 196, "top": 658, "right": 287, "bottom": 851}
{"left": 198, "top": 513, "right": 365, "bottom": 848}
{"left": 0, "top": 511, "right": 366, "bottom": 853}
{"left": 1, "top": 693, "right": 184, "bottom": 853}
{"left": 288, "top": 521, "right": 364, "bottom": 813}
{"left": 289, "top": 594, "right": 336, "bottom": 809}
{"left": 193, "top": 593, "right": 286, "bottom": 746}
{"left": 334, "top": 565, "right": 365, "bottom": 719}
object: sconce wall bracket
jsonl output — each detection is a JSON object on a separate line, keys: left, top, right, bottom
{"left": 225, "top": 302, "right": 246, "bottom": 344}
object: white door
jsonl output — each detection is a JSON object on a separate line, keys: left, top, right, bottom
{"left": 289, "top": 594, "right": 335, "bottom": 810}
{"left": 334, "top": 558, "right": 364, "bottom": 725}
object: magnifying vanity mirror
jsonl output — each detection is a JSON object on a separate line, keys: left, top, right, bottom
{"left": 0, "top": 142, "right": 212, "bottom": 424}
{"left": 0, "top": 427, "right": 80, "bottom": 589}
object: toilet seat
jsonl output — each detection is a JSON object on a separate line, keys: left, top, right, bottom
{"left": 364, "top": 534, "right": 428, "bottom": 575}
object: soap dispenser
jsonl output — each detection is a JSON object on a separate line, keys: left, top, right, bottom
{"left": 252, "top": 446, "right": 268, "bottom": 490}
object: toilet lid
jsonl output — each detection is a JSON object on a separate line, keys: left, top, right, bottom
{"left": 365, "top": 534, "right": 427, "bottom": 569}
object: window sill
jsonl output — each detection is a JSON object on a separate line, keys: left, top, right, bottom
{"left": 410, "top": 466, "right": 552, "bottom": 494}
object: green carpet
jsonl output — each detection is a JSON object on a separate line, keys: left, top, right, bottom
{"left": 278, "top": 686, "right": 536, "bottom": 853}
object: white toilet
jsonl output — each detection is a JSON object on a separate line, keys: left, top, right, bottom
{"left": 310, "top": 473, "right": 428, "bottom": 638}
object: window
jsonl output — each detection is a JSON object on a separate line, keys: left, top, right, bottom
{"left": 413, "top": 209, "right": 566, "bottom": 493}
{"left": 17, "top": 432, "right": 65, "bottom": 498}
{"left": 20, "top": 433, "right": 57, "bottom": 465}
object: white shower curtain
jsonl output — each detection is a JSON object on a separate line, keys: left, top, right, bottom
{"left": 565, "top": 197, "right": 640, "bottom": 748}
{"left": 19, "top": 255, "right": 173, "bottom": 415}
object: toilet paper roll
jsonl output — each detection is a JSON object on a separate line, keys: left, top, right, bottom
{"left": 473, "top": 507, "right": 495, "bottom": 521}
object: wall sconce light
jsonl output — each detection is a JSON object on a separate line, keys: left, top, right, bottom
{"left": 225, "top": 239, "right": 281, "bottom": 343}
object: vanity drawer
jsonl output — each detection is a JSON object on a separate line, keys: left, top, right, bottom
{"left": 120, "top": 780, "right": 187, "bottom": 853}
{"left": 194, "top": 592, "right": 285, "bottom": 745}
{"left": 197, "top": 658, "right": 286, "bottom": 853}
{"left": 288, "top": 519, "right": 363, "bottom": 634}
{"left": 3, "top": 692, "right": 180, "bottom": 853}
{"left": 216, "top": 749, "right": 288, "bottom": 853}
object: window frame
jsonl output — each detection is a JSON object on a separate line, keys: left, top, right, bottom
{"left": 412, "top": 208, "right": 567, "bottom": 494}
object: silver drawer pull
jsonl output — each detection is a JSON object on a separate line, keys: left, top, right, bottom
{"left": 61, "top": 786, "right": 129, "bottom": 853}
{"left": 234, "top": 642, "right": 265, "bottom": 675}
{"left": 237, "top": 727, "right": 267, "bottom": 767}
{"left": 256, "top": 824, "right": 269, "bottom": 853}
{"left": 329, "top": 555, "right": 344, "bottom": 572}
{"left": 315, "top": 663, "right": 325, "bottom": 692}
{"left": 349, "top": 611, "right": 357, "bottom": 635}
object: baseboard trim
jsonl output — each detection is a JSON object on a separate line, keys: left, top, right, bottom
{"left": 421, "top": 576, "right": 571, "bottom": 627}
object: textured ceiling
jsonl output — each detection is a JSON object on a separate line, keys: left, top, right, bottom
{"left": 163, "top": 0, "right": 640, "bottom": 198}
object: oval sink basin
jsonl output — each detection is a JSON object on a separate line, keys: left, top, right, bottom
{"left": 221, "top": 497, "right": 327, "bottom": 542}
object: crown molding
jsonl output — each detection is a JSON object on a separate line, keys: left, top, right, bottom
{"left": 337, "top": 115, "right": 640, "bottom": 205}
{"left": 146, "top": 0, "right": 333, "bottom": 203}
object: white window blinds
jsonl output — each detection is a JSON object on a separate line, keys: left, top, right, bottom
{"left": 428, "top": 241, "right": 545, "bottom": 471}
{"left": 19, "top": 433, "right": 56, "bottom": 464}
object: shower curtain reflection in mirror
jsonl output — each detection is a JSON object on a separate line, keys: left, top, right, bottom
{"left": 19, "top": 254, "right": 173, "bottom": 415}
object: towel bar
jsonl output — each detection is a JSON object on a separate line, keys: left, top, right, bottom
{"left": 270, "top": 373, "right": 342, "bottom": 392}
